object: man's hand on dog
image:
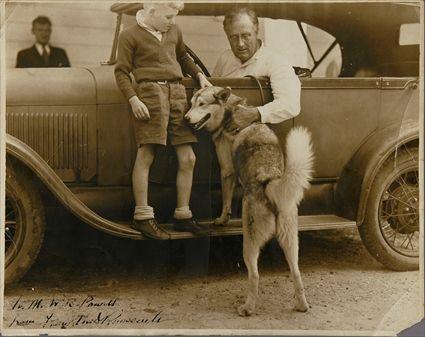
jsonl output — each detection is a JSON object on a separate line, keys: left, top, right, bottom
{"left": 226, "top": 105, "right": 261, "bottom": 132}
{"left": 129, "top": 96, "right": 150, "bottom": 120}
{"left": 197, "top": 72, "right": 213, "bottom": 88}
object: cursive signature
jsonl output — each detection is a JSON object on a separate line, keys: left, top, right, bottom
{"left": 7, "top": 295, "right": 165, "bottom": 328}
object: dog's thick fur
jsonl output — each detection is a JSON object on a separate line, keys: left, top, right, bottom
{"left": 185, "top": 86, "right": 314, "bottom": 316}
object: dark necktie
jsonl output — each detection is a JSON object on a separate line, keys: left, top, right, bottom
{"left": 42, "top": 45, "right": 49, "bottom": 66}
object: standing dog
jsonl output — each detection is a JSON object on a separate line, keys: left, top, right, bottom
{"left": 185, "top": 86, "right": 314, "bottom": 316}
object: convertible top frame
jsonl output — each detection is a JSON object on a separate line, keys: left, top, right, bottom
{"left": 110, "top": 2, "right": 420, "bottom": 77}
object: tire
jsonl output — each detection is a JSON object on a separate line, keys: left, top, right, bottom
{"left": 5, "top": 159, "right": 46, "bottom": 285}
{"left": 359, "top": 147, "right": 419, "bottom": 271}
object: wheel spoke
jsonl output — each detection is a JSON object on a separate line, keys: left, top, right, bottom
{"left": 404, "top": 147, "right": 415, "bottom": 160}
{"left": 400, "top": 234, "right": 411, "bottom": 249}
{"left": 381, "top": 225, "right": 418, "bottom": 254}
{"left": 401, "top": 232, "right": 417, "bottom": 251}
{"left": 386, "top": 231, "right": 397, "bottom": 244}
{"left": 381, "top": 211, "right": 417, "bottom": 218}
{"left": 394, "top": 182, "right": 414, "bottom": 204}
{"left": 397, "top": 224, "right": 415, "bottom": 233}
{"left": 407, "top": 233, "right": 416, "bottom": 250}
{"left": 396, "top": 222, "right": 415, "bottom": 233}
{"left": 384, "top": 192, "right": 413, "bottom": 208}
{"left": 5, "top": 231, "right": 17, "bottom": 249}
{"left": 394, "top": 174, "right": 417, "bottom": 203}
{"left": 5, "top": 230, "right": 14, "bottom": 241}
{"left": 5, "top": 209, "right": 15, "bottom": 219}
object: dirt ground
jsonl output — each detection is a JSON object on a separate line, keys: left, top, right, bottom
{"left": 2, "top": 218, "right": 422, "bottom": 334}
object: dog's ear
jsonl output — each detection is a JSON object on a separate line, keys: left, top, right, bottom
{"left": 214, "top": 87, "right": 231, "bottom": 104}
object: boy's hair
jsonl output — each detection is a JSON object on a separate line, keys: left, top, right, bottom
{"left": 143, "top": 2, "right": 184, "bottom": 12}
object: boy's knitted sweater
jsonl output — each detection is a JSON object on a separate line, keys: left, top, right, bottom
{"left": 115, "top": 24, "right": 200, "bottom": 100}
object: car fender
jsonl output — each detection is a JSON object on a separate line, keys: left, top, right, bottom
{"left": 6, "top": 134, "right": 141, "bottom": 240}
{"left": 335, "top": 119, "right": 419, "bottom": 224}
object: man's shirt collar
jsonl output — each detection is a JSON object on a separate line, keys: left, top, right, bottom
{"left": 35, "top": 43, "right": 50, "bottom": 56}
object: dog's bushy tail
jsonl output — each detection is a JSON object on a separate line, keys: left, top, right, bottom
{"left": 284, "top": 126, "right": 314, "bottom": 192}
{"left": 265, "top": 127, "right": 314, "bottom": 211}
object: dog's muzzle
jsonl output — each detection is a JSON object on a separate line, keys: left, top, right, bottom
{"left": 191, "top": 113, "right": 211, "bottom": 130}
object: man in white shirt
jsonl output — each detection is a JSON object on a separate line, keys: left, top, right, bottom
{"left": 213, "top": 7, "right": 301, "bottom": 129}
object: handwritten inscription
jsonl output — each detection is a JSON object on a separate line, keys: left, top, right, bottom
{"left": 11, "top": 296, "right": 118, "bottom": 310}
{"left": 7, "top": 295, "right": 163, "bottom": 328}
{"left": 41, "top": 311, "right": 162, "bottom": 328}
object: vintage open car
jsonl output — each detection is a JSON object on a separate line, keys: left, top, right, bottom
{"left": 5, "top": 2, "right": 421, "bottom": 284}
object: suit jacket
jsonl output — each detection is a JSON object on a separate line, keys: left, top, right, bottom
{"left": 16, "top": 45, "right": 70, "bottom": 68}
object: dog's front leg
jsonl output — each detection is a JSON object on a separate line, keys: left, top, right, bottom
{"left": 214, "top": 139, "right": 235, "bottom": 226}
{"left": 215, "top": 170, "right": 235, "bottom": 225}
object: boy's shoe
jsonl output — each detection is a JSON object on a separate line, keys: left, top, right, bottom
{"left": 132, "top": 218, "right": 169, "bottom": 240}
{"left": 173, "top": 217, "right": 210, "bottom": 236}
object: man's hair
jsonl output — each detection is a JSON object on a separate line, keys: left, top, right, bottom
{"left": 223, "top": 7, "right": 259, "bottom": 33}
{"left": 32, "top": 16, "right": 52, "bottom": 27}
{"left": 143, "top": 2, "right": 184, "bottom": 12}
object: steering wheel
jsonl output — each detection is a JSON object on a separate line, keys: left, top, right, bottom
{"left": 185, "top": 44, "right": 211, "bottom": 77}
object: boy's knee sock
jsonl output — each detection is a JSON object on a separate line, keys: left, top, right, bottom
{"left": 174, "top": 206, "right": 192, "bottom": 220}
{"left": 134, "top": 205, "right": 155, "bottom": 220}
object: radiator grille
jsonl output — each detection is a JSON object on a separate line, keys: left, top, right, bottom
{"left": 6, "top": 107, "right": 96, "bottom": 181}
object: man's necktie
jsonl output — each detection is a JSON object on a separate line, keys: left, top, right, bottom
{"left": 42, "top": 45, "right": 49, "bottom": 66}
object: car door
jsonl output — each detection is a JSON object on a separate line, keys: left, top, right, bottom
{"left": 295, "top": 78, "right": 380, "bottom": 178}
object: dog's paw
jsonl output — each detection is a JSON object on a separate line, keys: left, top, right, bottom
{"left": 294, "top": 297, "right": 309, "bottom": 313}
{"left": 214, "top": 213, "right": 230, "bottom": 226}
{"left": 237, "top": 303, "right": 255, "bottom": 317}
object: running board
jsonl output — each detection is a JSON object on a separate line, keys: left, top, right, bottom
{"left": 119, "top": 214, "right": 357, "bottom": 240}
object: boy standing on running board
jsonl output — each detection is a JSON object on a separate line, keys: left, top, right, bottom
{"left": 115, "top": 2, "right": 212, "bottom": 239}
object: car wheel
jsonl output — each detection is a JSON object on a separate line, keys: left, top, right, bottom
{"left": 359, "top": 147, "right": 419, "bottom": 271}
{"left": 5, "top": 160, "right": 46, "bottom": 285}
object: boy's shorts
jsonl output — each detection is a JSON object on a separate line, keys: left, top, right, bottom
{"left": 132, "top": 81, "right": 197, "bottom": 147}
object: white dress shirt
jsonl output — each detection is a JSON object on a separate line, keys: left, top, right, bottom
{"left": 35, "top": 43, "right": 50, "bottom": 56}
{"left": 212, "top": 43, "right": 301, "bottom": 124}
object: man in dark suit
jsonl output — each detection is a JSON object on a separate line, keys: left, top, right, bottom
{"left": 16, "top": 16, "right": 70, "bottom": 68}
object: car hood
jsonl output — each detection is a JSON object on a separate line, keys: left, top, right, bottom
{"left": 6, "top": 68, "right": 97, "bottom": 106}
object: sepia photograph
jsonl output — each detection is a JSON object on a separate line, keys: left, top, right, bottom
{"left": 0, "top": 0, "right": 423, "bottom": 335}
